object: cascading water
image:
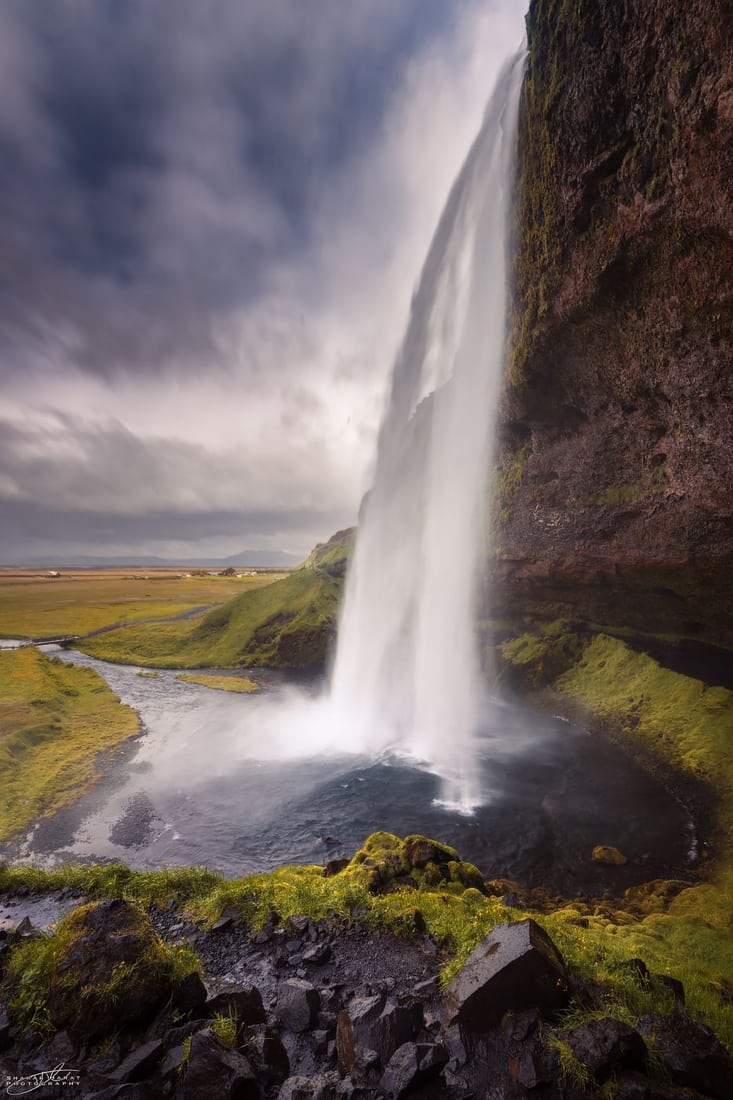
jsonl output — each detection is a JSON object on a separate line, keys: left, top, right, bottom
{"left": 329, "top": 48, "right": 526, "bottom": 811}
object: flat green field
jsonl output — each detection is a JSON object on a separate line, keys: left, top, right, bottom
{"left": 0, "top": 648, "right": 140, "bottom": 842}
{"left": 175, "top": 672, "right": 259, "bottom": 693}
{"left": 0, "top": 569, "right": 286, "bottom": 639}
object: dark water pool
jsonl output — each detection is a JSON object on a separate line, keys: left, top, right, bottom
{"left": 3, "top": 649, "right": 695, "bottom": 896}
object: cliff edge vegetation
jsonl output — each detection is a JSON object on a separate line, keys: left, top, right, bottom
{"left": 77, "top": 528, "right": 354, "bottom": 670}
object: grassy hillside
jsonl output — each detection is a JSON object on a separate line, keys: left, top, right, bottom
{"left": 78, "top": 529, "right": 354, "bottom": 670}
{"left": 0, "top": 570, "right": 278, "bottom": 639}
{"left": 0, "top": 648, "right": 139, "bottom": 841}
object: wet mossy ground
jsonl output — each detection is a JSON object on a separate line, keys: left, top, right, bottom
{"left": 5, "top": 897, "right": 199, "bottom": 1038}
{"left": 3, "top": 821, "right": 732, "bottom": 1050}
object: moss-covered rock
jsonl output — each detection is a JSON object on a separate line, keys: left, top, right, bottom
{"left": 336, "top": 832, "right": 487, "bottom": 896}
{"left": 4, "top": 898, "right": 199, "bottom": 1042}
{"left": 592, "top": 846, "right": 628, "bottom": 867}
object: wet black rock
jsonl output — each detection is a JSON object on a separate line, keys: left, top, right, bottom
{"left": 278, "top": 978, "right": 321, "bottom": 1032}
{"left": 444, "top": 919, "right": 567, "bottom": 1033}
{"left": 336, "top": 993, "right": 421, "bottom": 1075}
{"left": 559, "top": 1016, "right": 647, "bottom": 1080}
{"left": 206, "top": 982, "right": 266, "bottom": 1025}
{"left": 47, "top": 899, "right": 174, "bottom": 1043}
{"left": 0, "top": 1005, "right": 10, "bottom": 1051}
{"left": 638, "top": 1013, "right": 733, "bottom": 1099}
{"left": 173, "top": 970, "right": 208, "bottom": 1014}
{"left": 107, "top": 1038, "right": 167, "bottom": 1084}
{"left": 181, "top": 1028, "right": 260, "bottom": 1099}
{"left": 246, "top": 1029, "right": 290, "bottom": 1088}
{"left": 278, "top": 1074, "right": 339, "bottom": 1099}
{"left": 380, "top": 1041, "right": 449, "bottom": 1098}
{"left": 614, "top": 1069, "right": 714, "bottom": 1099}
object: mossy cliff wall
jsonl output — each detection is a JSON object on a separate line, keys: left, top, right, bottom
{"left": 496, "top": 0, "right": 733, "bottom": 646}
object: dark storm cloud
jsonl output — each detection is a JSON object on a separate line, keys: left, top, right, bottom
{"left": 0, "top": 0, "right": 460, "bottom": 379}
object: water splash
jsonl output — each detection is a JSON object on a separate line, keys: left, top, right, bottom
{"left": 329, "top": 49, "right": 526, "bottom": 811}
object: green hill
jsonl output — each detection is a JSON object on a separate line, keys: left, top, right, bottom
{"left": 78, "top": 528, "right": 354, "bottom": 670}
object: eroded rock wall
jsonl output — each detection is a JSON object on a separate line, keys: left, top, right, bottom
{"left": 497, "top": 0, "right": 733, "bottom": 645}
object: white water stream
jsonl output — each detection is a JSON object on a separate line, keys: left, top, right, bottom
{"left": 329, "top": 50, "right": 526, "bottom": 810}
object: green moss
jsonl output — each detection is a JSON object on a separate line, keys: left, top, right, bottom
{"left": 304, "top": 527, "right": 355, "bottom": 576}
{"left": 494, "top": 443, "right": 532, "bottom": 521}
{"left": 175, "top": 673, "right": 259, "bottom": 693}
{"left": 500, "top": 622, "right": 584, "bottom": 687}
{"left": 335, "top": 832, "right": 486, "bottom": 895}
{"left": 498, "top": 626, "right": 733, "bottom": 1048}
{"left": 5, "top": 900, "right": 200, "bottom": 1036}
{"left": 78, "top": 562, "right": 344, "bottom": 670}
{"left": 0, "top": 649, "right": 140, "bottom": 842}
{"left": 555, "top": 635, "right": 733, "bottom": 839}
{"left": 2, "top": 823, "right": 732, "bottom": 1047}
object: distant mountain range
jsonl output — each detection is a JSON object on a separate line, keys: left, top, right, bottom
{"left": 6, "top": 550, "right": 301, "bottom": 568}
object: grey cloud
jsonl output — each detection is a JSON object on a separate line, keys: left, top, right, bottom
{"left": 0, "top": 0, "right": 468, "bottom": 380}
{"left": 0, "top": 500, "right": 347, "bottom": 546}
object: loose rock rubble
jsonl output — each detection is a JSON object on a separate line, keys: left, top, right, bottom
{"left": 1, "top": 893, "right": 731, "bottom": 1100}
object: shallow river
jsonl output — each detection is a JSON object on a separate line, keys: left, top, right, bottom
{"left": 4, "top": 648, "right": 696, "bottom": 895}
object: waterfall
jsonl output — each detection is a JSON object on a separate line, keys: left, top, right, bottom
{"left": 329, "top": 48, "right": 526, "bottom": 811}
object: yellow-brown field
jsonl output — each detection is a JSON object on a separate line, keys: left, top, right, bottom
{"left": 0, "top": 568, "right": 287, "bottom": 639}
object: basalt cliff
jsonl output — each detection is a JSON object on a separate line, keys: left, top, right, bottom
{"left": 496, "top": 0, "right": 733, "bottom": 650}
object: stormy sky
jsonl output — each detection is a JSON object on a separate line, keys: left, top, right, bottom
{"left": 0, "top": 0, "right": 525, "bottom": 562}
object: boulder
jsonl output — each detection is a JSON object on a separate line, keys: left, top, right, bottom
{"left": 444, "top": 919, "right": 566, "bottom": 1033}
{"left": 380, "top": 1041, "right": 449, "bottom": 1098}
{"left": 593, "top": 845, "right": 628, "bottom": 866}
{"left": 45, "top": 899, "right": 175, "bottom": 1043}
{"left": 107, "top": 1038, "right": 167, "bottom": 1084}
{"left": 614, "top": 1069, "right": 716, "bottom": 1099}
{"left": 250, "top": 1029, "right": 290, "bottom": 1085}
{"left": 638, "top": 1013, "right": 733, "bottom": 1099}
{"left": 181, "top": 1028, "right": 260, "bottom": 1099}
{"left": 174, "top": 970, "right": 208, "bottom": 1014}
{"left": 278, "top": 979, "right": 321, "bottom": 1032}
{"left": 559, "top": 1017, "right": 647, "bottom": 1080}
{"left": 206, "top": 983, "right": 266, "bottom": 1025}
{"left": 336, "top": 994, "right": 421, "bottom": 1074}
{"left": 278, "top": 1075, "right": 337, "bottom": 1099}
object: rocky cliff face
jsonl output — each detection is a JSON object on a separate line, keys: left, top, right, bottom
{"left": 496, "top": 0, "right": 733, "bottom": 647}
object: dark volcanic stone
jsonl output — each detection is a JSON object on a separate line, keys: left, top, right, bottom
{"left": 444, "top": 919, "right": 566, "bottom": 1033}
{"left": 173, "top": 970, "right": 208, "bottom": 1013}
{"left": 108, "top": 1038, "right": 166, "bottom": 1083}
{"left": 181, "top": 1028, "right": 259, "bottom": 1099}
{"left": 0, "top": 1006, "right": 10, "bottom": 1051}
{"left": 337, "top": 993, "right": 420, "bottom": 1075}
{"left": 251, "top": 1029, "right": 290, "bottom": 1085}
{"left": 278, "top": 978, "right": 321, "bottom": 1032}
{"left": 615, "top": 1069, "right": 714, "bottom": 1099}
{"left": 380, "top": 1041, "right": 449, "bottom": 1098}
{"left": 560, "top": 1017, "right": 647, "bottom": 1079}
{"left": 47, "top": 899, "right": 173, "bottom": 1043}
{"left": 278, "top": 1075, "right": 338, "bottom": 1099}
{"left": 638, "top": 1013, "right": 733, "bottom": 1099}
{"left": 206, "top": 983, "right": 266, "bottom": 1025}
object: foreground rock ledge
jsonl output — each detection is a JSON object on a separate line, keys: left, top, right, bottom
{"left": 444, "top": 918, "right": 567, "bottom": 1034}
